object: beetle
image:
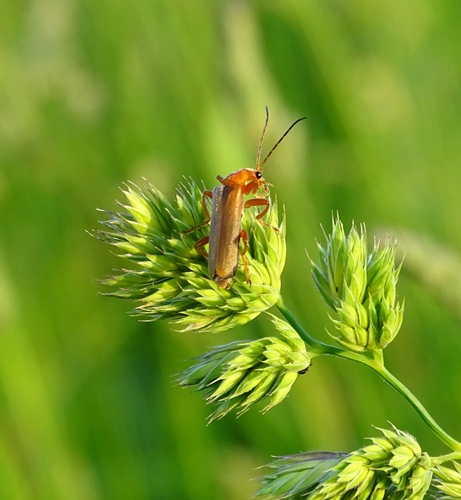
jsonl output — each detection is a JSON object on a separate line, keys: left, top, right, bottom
{"left": 188, "top": 108, "right": 306, "bottom": 289}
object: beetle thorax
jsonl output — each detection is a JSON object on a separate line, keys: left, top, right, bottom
{"left": 219, "top": 168, "right": 263, "bottom": 187}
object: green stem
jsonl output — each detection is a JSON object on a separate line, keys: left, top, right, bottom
{"left": 276, "top": 298, "right": 461, "bottom": 452}
{"left": 433, "top": 451, "right": 461, "bottom": 466}
{"left": 276, "top": 298, "right": 377, "bottom": 364}
{"left": 374, "top": 364, "right": 461, "bottom": 452}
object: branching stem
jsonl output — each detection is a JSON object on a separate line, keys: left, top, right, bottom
{"left": 276, "top": 298, "right": 461, "bottom": 452}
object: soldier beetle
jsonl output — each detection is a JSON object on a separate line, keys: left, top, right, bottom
{"left": 187, "top": 108, "right": 306, "bottom": 289}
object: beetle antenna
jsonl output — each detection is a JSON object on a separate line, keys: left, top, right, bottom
{"left": 255, "top": 106, "right": 270, "bottom": 171}
{"left": 259, "top": 115, "right": 307, "bottom": 170}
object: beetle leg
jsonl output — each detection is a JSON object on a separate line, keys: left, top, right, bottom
{"left": 239, "top": 229, "right": 252, "bottom": 285}
{"left": 182, "top": 190, "right": 213, "bottom": 234}
{"left": 194, "top": 235, "right": 209, "bottom": 257}
{"left": 244, "top": 197, "right": 269, "bottom": 219}
{"left": 244, "top": 197, "right": 280, "bottom": 233}
{"left": 239, "top": 229, "right": 249, "bottom": 255}
{"left": 201, "top": 190, "right": 213, "bottom": 219}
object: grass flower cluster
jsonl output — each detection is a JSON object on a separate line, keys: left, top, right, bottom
{"left": 97, "top": 177, "right": 461, "bottom": 500}
{"left": 311, "top": 217, "right": 404, "bottom": 352}
{"left": 257, "top": 427, "right": 434, "bottom": 499}
{"left": 433, "top": 461, "right": 461, "bottom": 498}
{"left": 97, "top": 179, "right": 285, "bottom": 333}
{"left": 177, "top": 314, "right": 311, "bottom": 422}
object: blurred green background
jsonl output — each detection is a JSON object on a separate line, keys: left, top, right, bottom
{"left": 2, "top": 0, "right": 461, "bottom": 498}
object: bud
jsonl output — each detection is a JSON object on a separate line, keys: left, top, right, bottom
{"left": 96, "top": 179, "right": 285, "bottom": 333}
{"left": 177, "top": 314, "right": 311, "bottom": 421}
{"left": 310, "top": 216, "right": 404, "bottom": 352}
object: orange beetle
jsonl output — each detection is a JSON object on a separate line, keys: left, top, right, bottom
{"left": 191, "top": 108, "right": 305, "bottom": 288}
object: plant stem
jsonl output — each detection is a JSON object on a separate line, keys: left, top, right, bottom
{"left": 374, "top": 364, "right": 461, "bottom": 452}
{"left": 433, "top": 451, "right": 461, "bottom": 465}
{"left": 276, "top": 298, "right": 376, "bottom": 364}
{"left": 276, "top": 298, "right": 461, "bottom": 452}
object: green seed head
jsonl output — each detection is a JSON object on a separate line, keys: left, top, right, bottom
{"left": 433, "top": 461, "right": 461, "bottom": 499}
{"left": 310, "top": 216, "right": 404, "bottom": 352}
{"left": 177, "top": 314, "right": 311, "bottom": 421}
{"left": 256, "top": 426, "right": 433, "bottom": 499}
{"left": 96, "top": 179, "right": 285, "bottom": 333}
{"left": 256, "top": 452, "right": 347, "bottom": 499}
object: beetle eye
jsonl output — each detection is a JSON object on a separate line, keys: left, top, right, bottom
{"left": 256, "top": 171, "right": 263, "bottom": 179}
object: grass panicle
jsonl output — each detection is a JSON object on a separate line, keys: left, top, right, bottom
{"left": 310, "top": 216, "right": 404, "bottom": 352}
{"left": 97, "top": 179, "right": 285, "bottom": 333}
{"left": 256, "top": 426, "right": 434, "bottom": 499}
{"left": 177, "top": 314, "right": 311, "bottom": 422}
